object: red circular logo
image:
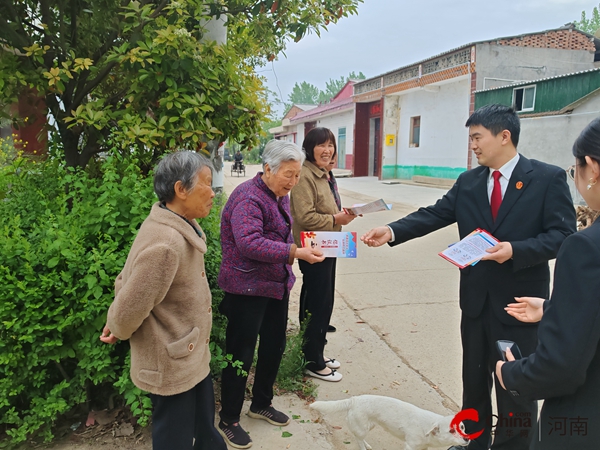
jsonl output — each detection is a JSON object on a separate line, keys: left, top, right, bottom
{"left": 451, "top": 408, "right": 484, "bottom": 440}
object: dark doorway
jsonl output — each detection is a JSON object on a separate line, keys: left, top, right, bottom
{"left": 369, "top": 117, "right": 381, "bottom": 177}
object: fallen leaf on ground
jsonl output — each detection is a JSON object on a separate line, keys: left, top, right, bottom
{"left": 282, "top": 431, "right": 293, "bottom": 438}
{"left": 333, "top": 426, "right": 342, "bottom": 430}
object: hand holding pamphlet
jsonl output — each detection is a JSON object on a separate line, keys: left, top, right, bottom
{"left": 343, "top": 199, "right": 391, "bottom": 215}
{"left": 300, "top": 231, "right": 357, "bottom": 258}
{"left": 439, "top": 229, "right": 499, "bottom": 268}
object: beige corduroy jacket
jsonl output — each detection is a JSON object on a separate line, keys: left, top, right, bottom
{"left": 290, "top": 160, "right": 342, "bottom": 246}
{"left": 106, "top": 202, "right": 212, "bottom": 396}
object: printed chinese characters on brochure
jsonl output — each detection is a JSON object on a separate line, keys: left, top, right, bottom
{"left": 439, "top": 229, "right": 499, "bottom": 269}
{"left": 300, "top": 231, "right": 357, "bottom": 258}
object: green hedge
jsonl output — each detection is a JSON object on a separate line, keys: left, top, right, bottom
{"left": 0, "top": 153, "right": 227, "bottom": 446}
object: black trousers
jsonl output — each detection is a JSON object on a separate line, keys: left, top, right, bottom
{"left": 461, "top": 299, "right": 538, "bottom": 450}
{"left": 219, "top": 292, "right": 288, "bottom": 424}
{"left": 150, "top": 374, "right": 226, "bottom": 450}
{"left": 298, "top": 258, "right": 336, "bottom": 372}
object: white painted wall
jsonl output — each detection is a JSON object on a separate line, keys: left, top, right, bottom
{"left": 314, "top": 110, "right": 354, "bottom": 158}
{"left": 291, "top": 109, "right": 355, "bottom": 162}
{"left": 387, "top": 76, "right": 471, "bottom": 172}
{"left": 295, "top": 125, "right": 305, "bottom": 149}
{"left": 518, "top": 96, "right": 600, "bottom": 203}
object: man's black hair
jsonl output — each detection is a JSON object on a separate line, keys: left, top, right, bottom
{"left": 465, "top": 104, "right": 520, "bottom": 148}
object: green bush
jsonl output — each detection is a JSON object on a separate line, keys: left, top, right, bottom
{"left": 275, "top": 320, "right": 316, "bottom": 398}
{"left": 245, "top": 146, "right": 263, "bottom": 164}
{"left": 0, "top": 152, "right": 227, "bottom": 446}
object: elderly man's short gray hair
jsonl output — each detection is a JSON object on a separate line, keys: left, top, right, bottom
{"left": 154, "top": 151, "right": 213, "bottom": 202}
{"left": 262, "top": 140, "right": 305, "bottom": 173}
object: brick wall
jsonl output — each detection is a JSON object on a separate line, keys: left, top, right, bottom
{"left": 496, "top": 29, "right": 595, "bottom": 52}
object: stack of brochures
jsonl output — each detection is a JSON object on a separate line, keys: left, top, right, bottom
{"left": 439, "top": 229, "right": 499, "bottom": 269}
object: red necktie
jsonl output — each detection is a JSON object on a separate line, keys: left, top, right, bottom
{"left": 491, "top": 170, "right": 502, "bottom": 221}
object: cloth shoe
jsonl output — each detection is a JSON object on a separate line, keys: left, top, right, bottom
{"left": 305, "top": 368, "right": 343, "bottom": 382}
{"left": 218, "top": 420, "right": 252, "bottom": 449}
{"left": 324, "top": 358, "right": 341, "bottom": 369}
{"left": 247, "top": 404, "right": 290, "bottom": 426}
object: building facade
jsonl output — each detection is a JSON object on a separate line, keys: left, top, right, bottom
{"left": 287, "top": 81, "right": 356, "bottom": 169}
{"left": 475, "top": 67, "right": 600, "bottom": 202}
{"left": 352, "top": 25, "right": 599, "bottom": 180}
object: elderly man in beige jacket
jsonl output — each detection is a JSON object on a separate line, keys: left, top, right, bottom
{"left": 100, "top": 151, "right": 226, "bottom": 450}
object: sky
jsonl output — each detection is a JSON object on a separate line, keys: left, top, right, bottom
{"left": 259, "top": 0, "right": 600, "bottom": 117}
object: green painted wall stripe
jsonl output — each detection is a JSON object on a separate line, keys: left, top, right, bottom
{"left": 382, "top": 165, "right": 466, "bottom": 180}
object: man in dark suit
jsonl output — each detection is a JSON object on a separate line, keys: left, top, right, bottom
{"left": 361, "top": 104, "right": 576, "bottom": 450}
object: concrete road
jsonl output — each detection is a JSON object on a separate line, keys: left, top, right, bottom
{"left": 221, "top": 163, "right": 466, "bottom": 450}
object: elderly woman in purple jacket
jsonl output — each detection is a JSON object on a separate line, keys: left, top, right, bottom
{"left": 217, "top": 140, "right": 324, "bottom": 449}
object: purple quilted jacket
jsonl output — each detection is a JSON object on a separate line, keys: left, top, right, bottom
{"left": 218, "top": 173, "right": 296, "bottom": 299}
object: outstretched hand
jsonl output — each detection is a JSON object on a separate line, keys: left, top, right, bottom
{"left": 360, "top": 226, "right": 392, "bottom": 247}
{"left": 505, "top": 296, "right": 545, "bottom": 323}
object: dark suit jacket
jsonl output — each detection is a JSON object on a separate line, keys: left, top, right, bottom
{"left": 388, "top": 155, "right": 576, "bottom": 325}
{"left": 502, "top": 219, "right": 600, "bottom": 449}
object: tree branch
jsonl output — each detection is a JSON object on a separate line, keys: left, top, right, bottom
{"left": 0, "top": 12, "right": 31, "bottom": 49}
{"left": 72, "top": 0, "right": 170, "bottom": 108}
{"left": 39, "top": 0, "right": 57, "bottom": 68}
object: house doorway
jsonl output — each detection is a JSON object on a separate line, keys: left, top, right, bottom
{"left": 353, "top": 100, "right": 382, "bottom": 177}
{"left": 368, "top": 118, "right": 380, "bottom": 176}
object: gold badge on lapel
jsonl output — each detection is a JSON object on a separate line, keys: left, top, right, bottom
{"left": 516, "top": 181, "right": 523, "bottom": 190}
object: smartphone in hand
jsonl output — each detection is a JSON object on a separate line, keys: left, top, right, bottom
{"left": 496, "top": 340, "right": 523, "bottom": 361}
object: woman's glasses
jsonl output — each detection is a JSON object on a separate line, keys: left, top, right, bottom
{"left": 566, "top": 165, "right": 576, "bottom": 181}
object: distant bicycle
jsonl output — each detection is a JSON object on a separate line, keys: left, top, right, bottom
{"left": 231, "top": 160, "right": 245, "bottom": 177}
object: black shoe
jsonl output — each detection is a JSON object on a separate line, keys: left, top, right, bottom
{"left": 248, "top": 404, "right": 290, "bottom": 426}
{"left": 218, "top": 420, "right": 252, "bottom": 449}
{"left": 447, "top": 446, "right": 468, "bottom": 450}
{"left": 327, "top": 325, "right": 336, "bottom": 332}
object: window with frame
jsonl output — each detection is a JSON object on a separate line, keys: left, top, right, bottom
{"left": 409, "top": 116, "right": 420, "bottom": 148}
{"left": 513, "top": 85, "right": 536, "bottom": 112}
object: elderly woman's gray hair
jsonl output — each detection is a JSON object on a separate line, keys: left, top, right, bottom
{"left": 262, "top": 140, "right": 305, "bottom": 173}
{"left": 154, "top": 151, "right": 214, "bottom": 202}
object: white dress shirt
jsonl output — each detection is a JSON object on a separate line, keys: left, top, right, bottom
{"left": 487, "top": 153, "right": 520, "bottom": 203}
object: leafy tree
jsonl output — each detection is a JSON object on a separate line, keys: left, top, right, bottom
{"left": 0, "top": 0, "right": 362, "bottom": 169}
{"left": 323, "top": 70, "right": 366, "bottom": 100}
{"left": 287, "top": 80, "right": 322, "bottom": 105}
{"left": 574, "top": 4, "right": 600, "bottom": 35}
{"left": 283, "top": 70, "right": 366, "bottom": 114}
